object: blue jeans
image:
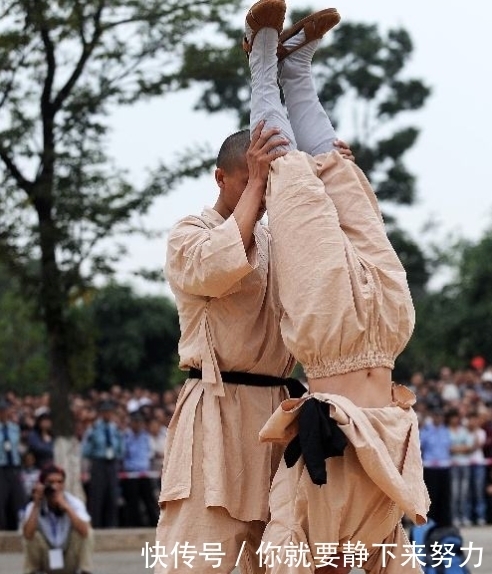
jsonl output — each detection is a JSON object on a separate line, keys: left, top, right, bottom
{"left": 450, "top": 464, "right": 470, "bottom": 523}
{"left": 468, "top": 463, "right": 487, "bottom": 523}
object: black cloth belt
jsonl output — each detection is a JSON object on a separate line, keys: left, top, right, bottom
{"left": 284, "top": 398, "right": 348, "bottom": 486}
{"left": 188, "top": 368, "right": 306, "bottom": 399}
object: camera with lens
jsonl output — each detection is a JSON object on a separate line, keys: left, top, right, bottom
{"left": 44, "top": 484, "right": 56, "bottom": 497}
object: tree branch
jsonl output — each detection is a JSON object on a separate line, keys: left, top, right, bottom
{"left": 99, "top": 0, "right": 211, "bottom": 31}
{"left": 0, "top": 0, "right": 19, "bottom": 20}
{"left": 73, "top": 0, "right": 87, "bottom": 46}
{"left": 52, "top": 0, "right": 106, "bottom": 112}
{"left": 26, "top": 1, "right": 57, "bottom": 188}
{"left": 102, "top": 45, "right": 169, "bottom": 91}
{"left": 40, "top": 27, "right": 55, "bottom": 114}
{"left": 0, "top": 71, "right": 16, "bottom": 110}
{"left": 0, "top": 148, "right": 33, "bottom": 194}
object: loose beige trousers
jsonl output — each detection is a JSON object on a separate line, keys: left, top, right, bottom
{"left": 155, "top": 401, "right": 269, "bottom": 574}
{"left": 260, "top": 393, "right": 428, "bottom": 574}
{"left": 266, "top": 150, "right": 415, "bottom": 378}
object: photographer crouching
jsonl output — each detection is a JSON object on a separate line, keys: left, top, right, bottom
{"left": 21, "top": 463, "right": 94, "bottom": 574}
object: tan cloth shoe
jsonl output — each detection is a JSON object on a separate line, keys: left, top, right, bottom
{"left": 242, "top": 0, "right": 287, "bottom": 55}
{"left": 277, "top": 8, "right": 341, "bottom": 61}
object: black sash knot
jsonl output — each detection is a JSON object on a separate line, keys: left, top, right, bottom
{"left": 283, "top": 398, "right": 348, "bottom": 486}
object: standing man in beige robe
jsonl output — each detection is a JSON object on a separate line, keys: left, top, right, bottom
{"left": 155, "top": 110, "right": 297, "bottom": 574}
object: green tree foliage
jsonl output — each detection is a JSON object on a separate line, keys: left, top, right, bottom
{"left": 0, "top": 266, "right": 181, "bottom": 394}
{"left": 90, "top": 284, "right": 180, "bottom": 391}
{"left": 0, "top": 0, "right": 243, "bottom": 434}
{"left": 397, "top": 230, "right": 492, "bottom": 376}
{"left": 0, "top": 265, "right": 49, "bottom": 393}
{"left": 440, "top": 233, "right": 492, "bottom": 364}
{"left": 0, "top": 263, "right": 99, "bottom": 394}
{"left": 398, "top": 289, "right": 461, "bottom": 378}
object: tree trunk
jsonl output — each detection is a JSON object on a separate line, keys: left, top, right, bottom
{"left": 36, "top": 183, "right": 74, "bottom": 438}
{"left": 54, "top": 436, "right": 85, "bottom": 502}
{"left": 47, "top": 324, "right": 74, "bottom": 437}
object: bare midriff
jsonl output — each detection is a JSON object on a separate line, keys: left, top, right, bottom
{"left": 308, "top": 367, "right": 393, "bottom": 408}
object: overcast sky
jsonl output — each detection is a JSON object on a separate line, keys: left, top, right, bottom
{"left": 108, "top": 0, "right": 492, "bottom": 295}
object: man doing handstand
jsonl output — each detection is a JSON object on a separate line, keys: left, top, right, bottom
{"left": 242, "top": 1, "right": 430, "bottom": 573}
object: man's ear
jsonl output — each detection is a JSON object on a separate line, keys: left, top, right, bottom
{"left": 215, "top": 168, "right": 225, "bottom": 190}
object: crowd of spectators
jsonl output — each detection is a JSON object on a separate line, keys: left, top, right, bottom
{"left": 2, "top": 363, "right": 492, "bottom": 532}
{"left": 0, "top": 384, "right": 180, "bottom": 531}
{"left": 409, "top": 363, "right": 492, "bottom": 527}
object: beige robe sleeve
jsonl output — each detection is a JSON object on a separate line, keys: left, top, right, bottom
{"left": 166, "top": 214, "right": 258, "bottom": 298}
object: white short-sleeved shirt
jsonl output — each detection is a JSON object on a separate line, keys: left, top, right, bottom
{"left": 23, "top": 492, "right": 90, "bottom": 548}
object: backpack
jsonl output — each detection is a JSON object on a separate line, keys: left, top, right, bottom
{"left": 409, "top": 520, "right": 471, "bottom": 574}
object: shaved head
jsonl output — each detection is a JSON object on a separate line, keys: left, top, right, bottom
{"left": 216, "top": 129, "right": 250, "bottom": 172}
